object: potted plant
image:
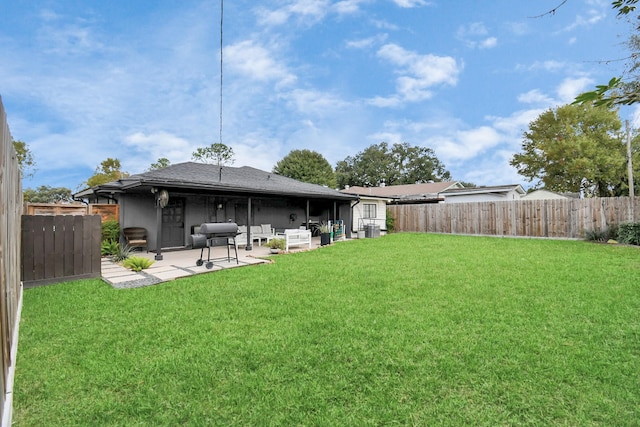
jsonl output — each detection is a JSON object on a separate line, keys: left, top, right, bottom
{"left": 319, "top": 222, "right": 331, "bottom": 246}
{"left": 266, "top": 237, "right": 286, "bottom": 254}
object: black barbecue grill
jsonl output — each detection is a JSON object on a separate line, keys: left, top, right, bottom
{"left": 190, "top": 222, "right": 240, "bottom": 269}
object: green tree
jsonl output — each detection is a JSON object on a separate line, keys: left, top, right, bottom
{"left": 148, "top": 157, "right": 171, "bottom": 171}
{"left": 573, "top": 1, "right": 640, "bottom": 106}
{"left": 86, "top": 158, "right": 129, "bottom": 188}
{"left": 192, "top": 143, "right": 235, "bottom": 166}
{"left": 273, "top": 149, "right": 337, "bottom": 187}
{"left": 23, "top": 186, "right": 73, "bottom": 203}
{"left": 335, "top": 142, "right": 450, "bottom": 188}
{"left": 12, "top": 139, "right": 36, "bottom": 179}
{"left": 510, "top": 103, "right": 639, "bottom": 196}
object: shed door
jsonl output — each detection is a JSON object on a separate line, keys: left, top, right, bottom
{"left": 162, "top": 198, "right": 185, "bottom": 248}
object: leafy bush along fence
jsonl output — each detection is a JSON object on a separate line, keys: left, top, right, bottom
{"left": 389, "top": 197, "right": 640, "bottom": 239}
{"left": 618, "top": 222, "right": 640, "bottom": 245}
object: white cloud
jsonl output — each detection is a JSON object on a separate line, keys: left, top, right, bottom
{"left": 458, "top": 22, "right": 488, "bottom": 37}
{"left": 283, "top": 89, "right": 350, "bottom": 115}
{"left": 371, "top": 19, "right": 400, "bottom": 30}
{"left": 368, "top": 131, "right": 402, "bottom": 143}
{"left": 488, "top": 109, "right": 544, "bottom": 141}
{"left": 34, "top": 9, "right": 105, "bottom": 57}
{"left": 560, "top": 7, "right": 606, "bottom": 33}
{"left": 517, "top": 60, "right": 568, "bottom": 73}
{"left": 289, "top": 0, "right": 331, "bottom": 18}
{"left": 39, "top": 9, "right": 63, "bottom": 22}
{"left": 506, "top": 21, "right": 529, "bottom": 36}
{"left": 367, "top": 95, "right": 402, "bottom": 108}
{"left": 375, "top": 43, "right": 460, "bottom": 103}
{"left": 123, "top": 132, "right": 193, "bottom": 166}
{"left": 255, "top": 0, "right": 331, "bottom": 26}
{"left": 457, "top": 22, "right": 497, "bottom": 49}
{"left": 556, "top": 76, "right": 594, "bottom": 103}
{"left": 346, "top": 34, "right": 387, "bottom": 49}
{"left": 391, "top": 0, "right": 432, "bottom": 7}
{"left": 333, "top": 0, "right": 370, "bottom": 15}
{"left": 435, "top": 126, "right": 503, "bottom": 161}
{"left": 255, "top": 8, "right": 290, "bottom": 26}
{"left": 224, "top": 40, "right": 297, "bottom": 87}
{"left": 517, "top": 89, "right": 554, "bottom": 105}
{"left": 479, "top": 37, "right": 498, "bottom": 49}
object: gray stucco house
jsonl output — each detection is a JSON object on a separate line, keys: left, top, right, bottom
{"left": 76, "top": 162, "right": 357, "bottom": 255}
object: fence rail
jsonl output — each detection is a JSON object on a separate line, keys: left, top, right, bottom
{"left": 21, "top": 215, "right": 101, "bottom": 288}
{"left": 389, "top": 197, "right": 639, "bottom": 239}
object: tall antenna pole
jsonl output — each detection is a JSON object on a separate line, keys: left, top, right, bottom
{"left": 626, "top": 120, "right": 635, "bottom": 221}
{"left": 219, "top": 0, "right": 224, "bottom": 145}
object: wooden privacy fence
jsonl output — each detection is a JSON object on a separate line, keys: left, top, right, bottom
{"left": 21, "top": 215, "right": 101, "bottom": 288}
{"left": 24, "top": 203, "right": 119, "bottom": 221}
{"left": 389, "top": 197, "right": 640, "bottom": 239}
{"left": 0, "top": 96, "right": 22, "bottom": 426}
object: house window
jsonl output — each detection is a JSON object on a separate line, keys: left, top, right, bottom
{"left": 363, "top": 203, "right": 377, "bottom": 219}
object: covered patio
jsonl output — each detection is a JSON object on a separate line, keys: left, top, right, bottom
{"left": 101, "top": 235, "right": 325, "bottom": 289}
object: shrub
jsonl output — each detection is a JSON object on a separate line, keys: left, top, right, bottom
{"left": 618, "top": 222, "right": 640, "bottom": 246}
{"left": 266, "top": 238, "right": 286, "bottom": 250}
{"left": 386, "top": 208, "right": 395, "bottom": 233}
{"left": 122, "top": 256, "right": 155, "bottom": 272}
{"left": 584, "top": 225, "right": 618, "bottom": 242}
{"left": 111, "top": 244, "right": 133, "bottom": 263}
{"left": 319, "top": 222, "right": 331, "bottom": 233}
{"left": 102, "top": 220, "right": 120, "bottom": 242}
{"left": 101, "top": 240, "right": 119, "bottom": 256}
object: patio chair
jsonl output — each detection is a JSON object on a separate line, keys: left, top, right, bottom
{"left": 123, "top": 227, "right": 148, "bottom": 252}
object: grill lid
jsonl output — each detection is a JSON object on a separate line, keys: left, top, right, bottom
{"left": 199, "top": 222, "right": 239, "bottom": 236}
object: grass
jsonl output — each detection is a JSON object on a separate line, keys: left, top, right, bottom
{"left": 13, "top": 233, "right": 640, "bottom": 426}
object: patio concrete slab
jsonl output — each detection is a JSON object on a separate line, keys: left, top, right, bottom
{"left": 100, "top": 237, "right": 326, "bottom": 289}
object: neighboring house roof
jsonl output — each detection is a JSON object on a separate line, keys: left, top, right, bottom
{"left": 441, "top": 184, "right": 526, "bottom": 198}
{"left": 341, "top": 181, "right": 462, "bottom": 200}
{"left": 521, "top": 189, "right": 569, "bottom": 200}
{"left": 75, "top": 162, "right": 357, "bottom": 200}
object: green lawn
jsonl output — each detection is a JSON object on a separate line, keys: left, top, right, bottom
{"left": 13, "top": 233, "right": 640, "bottom": 426}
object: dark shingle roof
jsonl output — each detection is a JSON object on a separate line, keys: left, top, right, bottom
{"left": 88, "top": 162, "right": 356, "bottom": 200}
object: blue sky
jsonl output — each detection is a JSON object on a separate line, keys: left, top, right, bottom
{"left": 1, "top": 0, "right": 636, "bottom": 191}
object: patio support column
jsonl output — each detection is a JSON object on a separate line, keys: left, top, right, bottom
{"left": 333, "top": 201, "right": 337, "bottom": 222}
{"left": 245, "top": 197, "right": 252, "bottom": 251}
{"left": 306, "top": 199, "right": 310, "bottom": 229}
{"left": 155, "top": 193, "right": 163, "bottom": 261}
